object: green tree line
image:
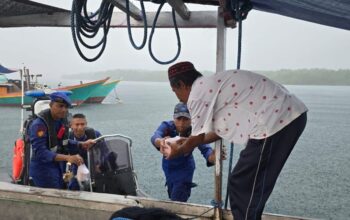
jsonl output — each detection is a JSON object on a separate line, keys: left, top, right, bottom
{"left": 67, "top": 68, "right": 350, "bottom": 85}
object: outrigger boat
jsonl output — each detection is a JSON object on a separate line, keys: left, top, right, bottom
{"left": 1, "top": 0, "right": 349, "bottom": 219}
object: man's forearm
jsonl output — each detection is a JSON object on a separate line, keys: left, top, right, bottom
{"left": 181, "top": 134, "right": 205, "bottom": 154}
{"left": 203, "top": 132, "right": 220, "bottom": 144}
{"left": 180, "top": 132, "right": 219, "bottom": 154}
{"left": 167, "top": 132, "right": 220, "bottom": 159}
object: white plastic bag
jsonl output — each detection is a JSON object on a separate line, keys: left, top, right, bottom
{"left": 162, "top": 136, "right": 181, "bottom": 156}
{"left": 165, "top": 136, "right": 181, "bottom": 147}
{"left": 76, "top": 164, "right": 90, "bottom": 182}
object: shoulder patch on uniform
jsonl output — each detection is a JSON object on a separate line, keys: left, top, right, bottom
{"left": 36, "top": 125, "right": 47, "bottom": 137}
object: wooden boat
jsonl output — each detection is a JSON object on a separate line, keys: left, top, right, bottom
{"left": 0, "top": 73, "right": 109, "bottom": 106}
{"left": 54, "top": 77, "right": 110, "bottom": 106}
{"left": 0, "top": 181, "right": 313, "bottom": 220}
{"left": 0, "top": 89, "right": 35, "bottom": 106}
{"left": 0, "top": 67, "right": 40, "bottom": 106}
{"left": 84, "top": 79, "right": 120, "bottom": 104}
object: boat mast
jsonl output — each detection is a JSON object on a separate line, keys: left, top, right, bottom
{"left": 25, "top": 68, "right": 30, "bottom": 91}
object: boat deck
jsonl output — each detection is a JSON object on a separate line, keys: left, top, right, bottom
{"left": 0, "top": 182, "right": 314, "bottom": 220}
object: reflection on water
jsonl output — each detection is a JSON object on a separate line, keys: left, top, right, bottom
{"left": 1, "top": 82, "right": 349, "bottom": 220}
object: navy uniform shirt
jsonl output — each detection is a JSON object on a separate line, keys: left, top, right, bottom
{"left": 29, "top": 117, "right": 79, "bottom": 189}
{"left": 69, "top": 130, "right": 102, "bottom": 163}
{"left": 151, "top": 121, "right": 213, "bottom": 183}
{"left": 67, "top": 130, "right": 106, "bottom": 191}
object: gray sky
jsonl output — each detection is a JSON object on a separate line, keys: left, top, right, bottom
{"left": 1, "top": 1, "right": 350, "bottom": 82}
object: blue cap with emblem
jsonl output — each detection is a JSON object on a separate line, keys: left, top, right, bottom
{"left": 49, "top": 91, "right": 72, "bottom": 107}
{"left": 173, "top": 102, "right": 191, "bottom": 119}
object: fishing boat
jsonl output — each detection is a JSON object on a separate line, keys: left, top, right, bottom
{"left": 84, "top": 79, "right": 121, "bottom": 104}
{"left": 0, "top": 66, "right": 43, "bottom": 106}
{"left": 0, "top": 77, "right": 110, "bottom": 106}
{"left": 1, "top": 0, "right": 349, "bottom": 219}
{"left": 54, "top": 77, "right": 110, "bottom": 105}
{"left": 0, "top": 66, "right": 109, "bottom": 106}
{"left": 0, "top": 90, "right": 34, "bottom": 106}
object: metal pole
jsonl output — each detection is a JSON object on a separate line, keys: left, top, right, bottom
{"left": 20, "top": 69, "right": 24, "bottom": 134}
{"left": 214, "top": 7, "right": 226, "bottom": 220}
{"left": 216, "top": 7, "right": 226, "bottom": 73}
{"left": 87, "top": 150, "right": 93, "bottom": 192}
{"left": 214, "top": 139, "right": 223, "bottom": 220}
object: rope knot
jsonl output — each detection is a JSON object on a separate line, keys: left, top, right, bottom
{"left": 211, "top": 199, "right": 224, "bottom": 208}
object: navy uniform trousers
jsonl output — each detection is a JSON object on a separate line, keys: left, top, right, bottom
{"left": 229, "top": 112, "right": 307, "bottom": 220}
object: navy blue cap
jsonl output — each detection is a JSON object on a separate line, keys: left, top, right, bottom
{"left": 50, "top": 91, "right": 72, "bottom": 107}
{"left": 173, "top": 102, "right": 190, "bottom": 119}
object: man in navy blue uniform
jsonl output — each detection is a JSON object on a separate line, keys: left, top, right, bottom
{"left": 29, "top": 92, "right": 95, "bottom": 189}
{"left": 151, "top": 102, "right": 217, "bottom": 202}
{"left": 69, "top": 113, "right": 103, "bottom": 163}
{"left": 68, "top": 113, "right": 107, "bottom": 190}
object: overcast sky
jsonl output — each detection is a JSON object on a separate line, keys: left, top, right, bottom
{"left": 1, "top": 1, "right": 350, "bottom": 81}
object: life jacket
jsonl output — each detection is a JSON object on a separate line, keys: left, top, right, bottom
{"left": 12, "top": 138, "right": 25, "bottom": 182}
{"left": 84, "top": 127, "right": 97, "bottom": 139}
{"left": 37, "top": 109, "right": 70, "bottom": 154}
{"left": 69, "top": 127, "right": 97, "bottom": 140}
{"left": 68, "top": 127, "right": 97, "bottom": 164}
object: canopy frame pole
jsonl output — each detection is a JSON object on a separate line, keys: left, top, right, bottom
{"left": 213, "top": 6, "right": 226, "bottom": 220}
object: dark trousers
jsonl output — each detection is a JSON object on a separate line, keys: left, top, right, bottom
{"left": 167, "top": 181, "right": 192, "bottom": 202}
{"left": 229, "top": 112, "right": 307, "bottom": 220}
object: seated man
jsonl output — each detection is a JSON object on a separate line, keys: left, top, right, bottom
{"left": 150, "top": 102, "right": 218, "bottom": 202}
{"left": 29, "top": 92, "right": 95, "bottom": 189}
{"left": 68, "top": 113, "right": 109, "bottom": 190}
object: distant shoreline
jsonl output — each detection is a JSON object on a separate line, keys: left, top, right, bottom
{"left": 63, "top": 68, "right": 350, "bottom": 86}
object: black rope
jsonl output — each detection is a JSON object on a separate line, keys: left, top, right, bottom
{"left": 71, "top": 0, "right": 182, "bottom": 64}
{"left": 126, "top": 0, "right": 148, "bottom": 50}
{"left": 148, "top": 2, "right": 181, "bottom": 65}
{"left": 71, "top": 0, "right": 114, "bottom": 62}
{"left": 227, "top": 0, "right": 251, "bottom": 70}
{"left": 224, "top": 142, "right": 234, "bottom": 209}
{"left": 185, "top": 207, "right": 214, "bottom": 220}
{"left": 224, "top": 0, "right": 252, "bottom": 209}
{"left": 237, "top": 18, "right": 242, "bottom": 70}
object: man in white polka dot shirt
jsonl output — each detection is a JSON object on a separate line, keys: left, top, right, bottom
{"left": 166, "top": 61, "right": 308, "bottom": 220}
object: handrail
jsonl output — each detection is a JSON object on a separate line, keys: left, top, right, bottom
{"left": 92, "top": 134, "right": 133, "bottom": 146}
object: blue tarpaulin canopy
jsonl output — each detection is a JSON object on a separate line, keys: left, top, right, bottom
{"left": 182, "top": 0, "right": 350, "bottom": 30}
{"left": 0, "top": 64, "right": 19, "bottom": 74}
{"left": 1, "top": 0, "right": 349, "bottom": 30}
{"left": 251, "top": 0, "right": 350, "bottom": 31}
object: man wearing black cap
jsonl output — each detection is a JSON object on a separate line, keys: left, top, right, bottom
{"left": 151, "top": 102, "right": 217, "bottom": 202}
{"left": 29, "top": 92, "right": 95, "bottom": 189}
{"left": 165, "top": 61, "right": 308, "bottom": 220}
